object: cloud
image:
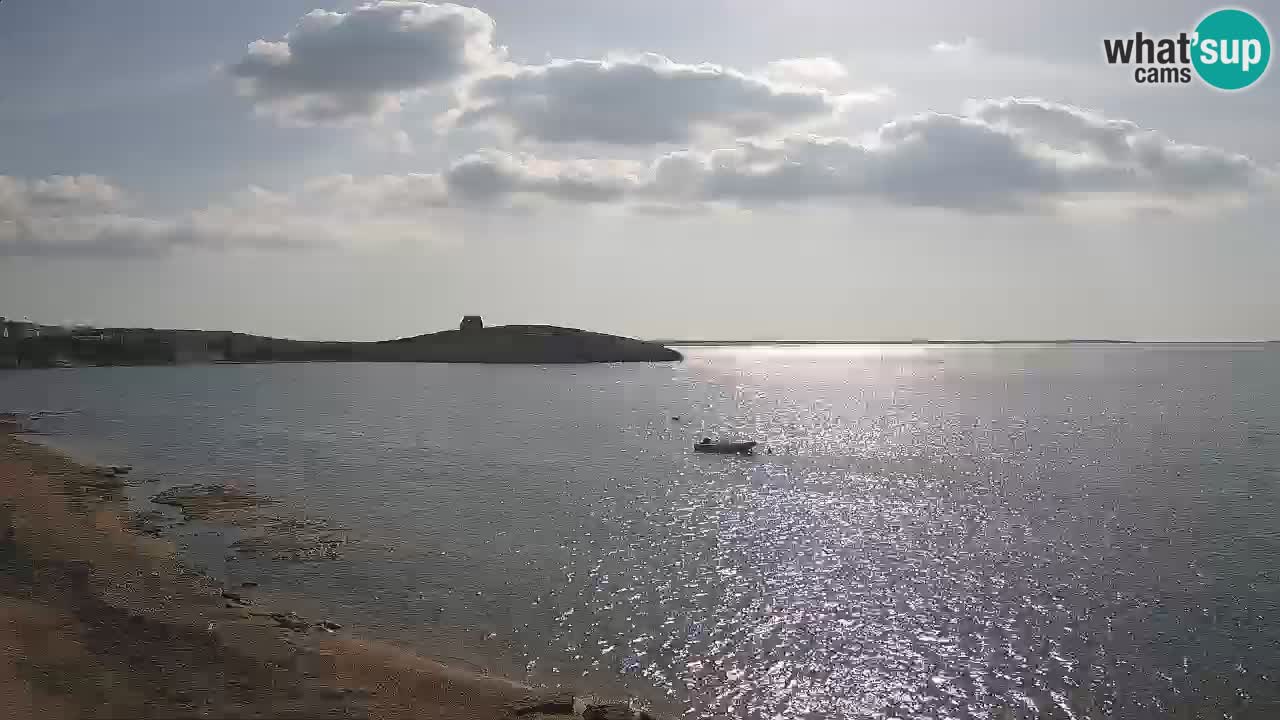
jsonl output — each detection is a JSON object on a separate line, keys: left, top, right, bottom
{"left": 0, "top": 174, "right": 127, "bottom": 217}
{"left": 1, "top": 172, "right": 154, "bottom": 253}
{"left": 642, "top": 120, "right": 1058, "bottom": 212}
{"left": 28, "top": 175, "right": 129, "bottom": 212}
{"left": 0, "top": 174, "right": 383, "bottom": 257}
{"left": 290, "top": 173, "right": 448, "bottom": 213}
{"left": 8, "top": 100, "right": 1269, "bottom": 257}
{"left": 438, "top": 99, "right": 1271, "bottom": 214}
{"left": 761, "top": 57, "right": 850, "bottom": 86}
{"left": 449, "top": 52, "right": 879, "bottom": 145}
{"left": 2, "top": 215, "right": 170, "bottom": 257}
{"left": 227, "top": 5, "right": 884, "bottom": 143}
{"left": 930, "top": 37, "right": 980, "bottom": 55}
{"left": 0, "top": 176, "right": 311, "bottom": 256}
{"left": 442, "top": 151, "right": 643, "bottom": 204}
{"left": 295, "top": 100, "right": 1272, "bottom": 215}
{"left": 0, "top": 175, "right": 155, "bottom": 256}
{"left": 1, "top": 157, "right": 638, "bottom": 256}
{"left": 969, "top": 98, "right": 1264, "bottom": 195}
{"left": 287, "top": 155, "right": 643, "bottom": 209}
{"left": 637, "top": 99, "right": 1273, "bottom": 213}
{"left": 227, "top": 1, "right": 502, "bottom": 126}
{"left": 3, "top": 215, "right": 333, "bottom": 258}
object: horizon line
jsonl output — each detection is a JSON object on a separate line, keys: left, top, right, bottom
{"left": 651, "top": 339, "right": 1280, "bottom": 345}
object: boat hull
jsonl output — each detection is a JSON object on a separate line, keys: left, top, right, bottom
{"left": 694, "top": 441, "right": 758, "bottom": 454}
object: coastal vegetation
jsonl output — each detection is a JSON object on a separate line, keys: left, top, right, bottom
{"left": 0, "top": 317, "right": 681, "bottom": 368}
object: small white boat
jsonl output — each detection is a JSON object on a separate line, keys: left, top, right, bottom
{"left": 693, "top": 438, "right": 758, "bottom": 454}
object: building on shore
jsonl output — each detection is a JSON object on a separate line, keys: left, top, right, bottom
{"left": 460, "top": 315, "right": 483, "bottom": 331}
{"left": 2, "top": 319, "right": 38, "bottom": 339}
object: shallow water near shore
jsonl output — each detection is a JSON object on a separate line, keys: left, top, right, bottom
{"left": 4, "top": 345, "right": 1280, "bottom": 718}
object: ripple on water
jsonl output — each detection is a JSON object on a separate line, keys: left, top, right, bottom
{"left": 5, "top": 348, "right": 1278, "bottom": 719}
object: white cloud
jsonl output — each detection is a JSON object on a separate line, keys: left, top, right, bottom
{"left": 6, "top": 100, "right": 1269, "bottom": 257}
{"left": 969, "top": 98, "right": 1267, "bottom": 196}
{"left": 930, "top": 37, "right": 980, "bottom": 55}
{"left": 442, "top": 151, "right": 643, "bottom": 204}
{"left": 438, "top": 99, "right": 1273, "bottom": 214}
{"left": 1, "top": 215, "right": 171, "bottom": 257}
{"left": 761, "top": 57, "right": 850, "bottom": 87}
{"left": 286, "top": 155, "right": 645, "bottom": 210}
{"left": 226, "top": 5, "right": 885, "bottom": 145}
{"left": 294, "top": 173, "right": 450, "bottom": 213}
{"left": 631, "top": 99, "right": 1272, "bottom": 213}
{"left": 0, "top": 174, "right": 128, "bottom": 217}
{"left": 227, "top": 1, "right": 502, "bottom": 127}
{"left": 449, "top": 52, "right": 881, "bottom": 146}
{"left": 0, "top": 158, "right": 633, "bottom": 256}
{"left": 29, "top": 175, "right": 129, "bottom": 211}
{"left": 0, "top": 175, "right": 156, "bottom": 256}
{"left": 270, "top": 101, "right": 1277, "bottom": 216}
{"left": 0, "top": 174, "right": 398, "bottom": 256}
{"left": 644, "top": 120, "right": 1057, "bottom": 212}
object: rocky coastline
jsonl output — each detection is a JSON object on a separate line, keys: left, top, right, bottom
{"left": 0, "top": 412, "right": 664, "bottom": 719}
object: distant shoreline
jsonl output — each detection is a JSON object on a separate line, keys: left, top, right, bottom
{"left": 0, "top": 321, "right": 681, "bottom": 369}
{"left": 656, "top": 339, "right": 1280, "bottom": 346}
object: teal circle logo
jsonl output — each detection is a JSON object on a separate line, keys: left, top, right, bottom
{"left": 1192, "top": 8, "right": 1270, "bottom": 90}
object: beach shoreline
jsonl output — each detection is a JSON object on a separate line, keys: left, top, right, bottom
{"left": 0, "top": 413, "right": 637, "bottom": 720}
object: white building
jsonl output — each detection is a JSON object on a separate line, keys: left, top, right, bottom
{"left": 1, "top": 319, "right": 38, "bottom": 339}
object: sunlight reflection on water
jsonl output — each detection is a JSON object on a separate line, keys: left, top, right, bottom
{"left": 3, "top": 345, "right": 1278, "bottom": 719}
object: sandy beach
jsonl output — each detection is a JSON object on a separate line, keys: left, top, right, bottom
{"left": 0, "top": 414, "right": 637, "bottom": 720}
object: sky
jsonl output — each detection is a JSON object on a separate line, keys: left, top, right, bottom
{"left": 1, "top": 0, "right": 1278, "bottom": 341}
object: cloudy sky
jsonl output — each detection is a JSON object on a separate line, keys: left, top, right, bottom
{"left": 2, "top": 1, "right": 1278, "bottom": 341}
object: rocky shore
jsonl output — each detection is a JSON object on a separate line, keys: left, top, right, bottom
{"left": 0, "top": 413, "right": 662, "bottom": 719}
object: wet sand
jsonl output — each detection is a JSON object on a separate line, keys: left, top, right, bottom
{"left": 0, "top": 415, "right": 591, "bottom": 719}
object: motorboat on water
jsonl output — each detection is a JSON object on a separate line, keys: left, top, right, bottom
{"left": 693, "top": 438, "right": 758, "bottom": 454}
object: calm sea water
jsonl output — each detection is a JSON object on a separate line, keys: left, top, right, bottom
{"left": 3, "top": 345, "right": 1279, "bottom": 719}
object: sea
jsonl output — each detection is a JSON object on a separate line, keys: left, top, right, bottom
{"left": 2, "top": 344, "right": 1278, "bottom": 719}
